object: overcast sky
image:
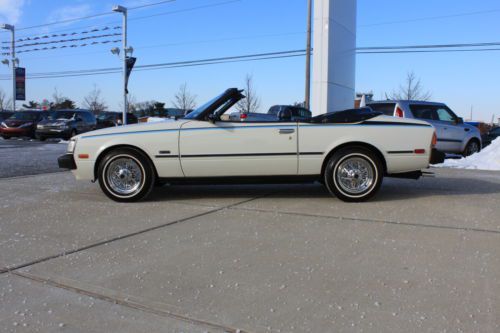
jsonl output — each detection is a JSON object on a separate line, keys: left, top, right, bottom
{"left": 0, "top": 0, "right": 498, "bottom": 121}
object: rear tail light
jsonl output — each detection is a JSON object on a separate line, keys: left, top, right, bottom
{"left": 431, "top": 132, "right": 437, "bottom": 147}
{"left": 240, "top": 113, "right": 248, "bottom": 121}
{"left": 395, "top": 107, "right": 404, "bottom": 118}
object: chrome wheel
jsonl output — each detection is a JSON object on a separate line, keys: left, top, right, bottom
{"left": 105, "top": 156, "right": 144, "bottom": 196}
{"left": 335, "top": 156, "right": 375, "bottom": 195}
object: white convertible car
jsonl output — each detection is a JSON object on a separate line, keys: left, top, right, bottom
{"left": 59, "top": 88, "right": 438, "bottom": 202}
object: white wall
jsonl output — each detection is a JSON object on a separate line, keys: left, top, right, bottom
{"left": 311, "top": 0, "right": 357, "bottom": 115}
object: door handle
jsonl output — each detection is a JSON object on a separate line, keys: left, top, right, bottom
{"left": 464, "top": 128, "right": 470, "bottom": 132}
{"left": 279, "top": 129, "right": 295, "bottom": 134}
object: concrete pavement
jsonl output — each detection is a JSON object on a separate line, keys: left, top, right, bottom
{"left": 0, "top": 169, "right": 499, "bottom": 332}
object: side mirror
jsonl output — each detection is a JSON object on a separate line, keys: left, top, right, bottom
{"left": 455, "top": 117, "right": 464, "bottom": 125}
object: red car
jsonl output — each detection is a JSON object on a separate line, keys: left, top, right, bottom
{"left": 0, "top": 111, "right": 48, "bottom": 139}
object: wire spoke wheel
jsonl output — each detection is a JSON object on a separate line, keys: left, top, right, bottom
{"left": 105, "top": 157, "right": 144, "bottom": 196}
{"left": 336, "top": 157, "right": 374, "bottom": 195}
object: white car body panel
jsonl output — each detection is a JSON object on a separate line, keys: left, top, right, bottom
{"left": 70, "top": 114, "right": 434, "bottom": 181}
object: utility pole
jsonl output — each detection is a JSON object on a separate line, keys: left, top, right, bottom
{"left": 1, "top": 24, "right": 16, "bottom": 112}
{"left": 112, "top": 5, "right": 129, "bottom": 125}
{"left": 305, "top": 0, "right": 312, "bottom": 110}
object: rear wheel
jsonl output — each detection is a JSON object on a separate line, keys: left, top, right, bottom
{"left": 98, "top": 148, "right": 156, "bottom": 202}
{"left": 463, "top": 139, "right": 480, "bottom": 157}
{"left": 324, "top": 147, "right": 383, "bottom": 202}
{"left": 1, "top": 135, "right": 10, "bottom": 140}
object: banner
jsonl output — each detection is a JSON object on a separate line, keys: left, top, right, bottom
{"left": 15, "top": 67, "right": 26, "bottom": 101}
{"left": 125, "top": 57, "right": 137, "bottom": 94}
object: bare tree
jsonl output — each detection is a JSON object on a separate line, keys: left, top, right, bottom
{"left": 172, "top": 83, "right": 197, "bottom": 114}
{"left": 0, "top": 88, "right": 12, "bottom": 111}
{"left": 388, "top": 71, "right": 431, "bottom": 101}
{"left": 83, "top": 85, "right": 108, "bottom": 114}
{"left": 52, "top": 88, "right": 65, "bottom": 106}
{"left": 236, "top": 74, "right": 261, "bottom": 113}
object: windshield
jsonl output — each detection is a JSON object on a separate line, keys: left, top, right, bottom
{"left": 48, "top": 111, "right": 76, "bottom": 121}
{"left": 9, "top": 112, "right": 39, "bottom": 121}
{"left": 183, "top": 93, "right": 224, "bottom": 120}
{"left": 97, "top": 113, "right": 115, "bottom": 120}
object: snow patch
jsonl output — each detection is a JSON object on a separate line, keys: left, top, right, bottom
{"left": 147, "top": 117, "right": 169, "bottom": 123}
{"left": 434, "top": 137, "right": 500, "bottom": 171}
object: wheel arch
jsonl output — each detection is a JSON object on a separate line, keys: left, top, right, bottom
{"left": 93, "top": 144, "right": 159, "bottom": 181}
{"left": 320, "top": 142, "right": 387, "bottom": 177}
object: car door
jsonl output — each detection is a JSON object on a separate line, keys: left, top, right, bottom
{"left": 179, "top": 120, "right": 298, "bottom": 177}
{"left": 434, "top": 107, "right": 464, "bottom": 152}
{"left": 409, "top": 104, "right": 453, "bottom": 152}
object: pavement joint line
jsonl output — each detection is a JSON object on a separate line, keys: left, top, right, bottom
{"left": 0, "top": 193, "right": 275, "bottom": 275}
{"left": 11, "top": 271, "right": 250, "bottom": 333}
{"left": 227, "top": 206, "right": 500, "bottom": 235}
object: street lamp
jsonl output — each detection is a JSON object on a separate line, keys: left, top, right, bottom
{"left": 1, "top": 23, "right": 16, "bottom": 112}
{"left": 305, "top": 0, "right": 312, "bottom": 110}
{"left": 112, "top": 5, "right": 130, "bottom": 125}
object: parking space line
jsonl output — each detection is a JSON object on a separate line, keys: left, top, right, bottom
{"left": 0, "top": 193, "right": 276, "bottom": 275}
{"left": 12, "top": 271, "right": 250, "bottom": 333}
{"left": 227, "top": 206, "right": 500, "bottom": 235}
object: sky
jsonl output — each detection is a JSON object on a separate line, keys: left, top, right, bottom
{"left": 0, "top": 0, "right": 498, "bottom": 121}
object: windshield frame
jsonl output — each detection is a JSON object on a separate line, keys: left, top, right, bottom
{"left": 183, "top": 88, "right": 244, "bottom": 121}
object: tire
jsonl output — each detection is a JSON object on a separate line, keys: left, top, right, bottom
{"left": 1, "top": 136, "right": 10, "bottom": 140}
{"left": 463, "top": 139, "right": 480, "bottom": 157}
{"left": 98, "top": 148, "right": 156, "bottom": 202}
{"left": 37, "top": 136, "right": 46, "bottom": 142}
{"left": 324, "top": 146, "right": 384, "bottom": 202}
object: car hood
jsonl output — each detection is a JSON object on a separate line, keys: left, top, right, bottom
{"left": 75, "top": 118, "right": 188, "bottom": 139}
{"left": 39, "top": 119, "right": 72, "bottom": 126}
{"left": 4, "top": 119, "right": 34, "bottom": 127}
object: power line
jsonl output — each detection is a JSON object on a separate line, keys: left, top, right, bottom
{"left": 2, "top": 0, "right": 240, "bottom": 43}
{"left": 357, "top": 48, "right": 500, "bottom": 55}
{"left": 128, "top": 0, "right": 241, "bottom": 22}
{"left": 360, "top": 8, "right": 500, "bottom": 27}
{"left": 1, "top": 0, "right": 177, "bottom": 33}
{"left": 0, "top": 50, "right": 306, "bottom": 80}
{"left": 357, "top": 41, "right": 500, "bottom": 51}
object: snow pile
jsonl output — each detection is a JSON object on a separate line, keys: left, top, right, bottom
{"left": 434, "top": 137, "right": 500, "bottom": 171}
{"left": 147, "top": 117, "right": 168, "bottom": 123}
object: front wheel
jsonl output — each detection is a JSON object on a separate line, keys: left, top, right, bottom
{"left": 463, "top": 140, "right": 480, "bottom": 157}
{"left": 324, "top": 147, "right": 383, "bottom": 202}
{"left": 98, "top": 148, "right": 156, "bottom": 202}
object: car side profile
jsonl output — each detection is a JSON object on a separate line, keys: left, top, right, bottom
{"left": 96, "top": 112, "right": 138, "bottom": 129}
{"left": 0, "top": 111, "right": 48, "bottom": 139}
{"left": 59, "top": 88, "right": 437, "bottom": 203}
{"left": 368, "top": 100, "right": 482, "bottom": 156}
{"left": 36, "top": 110, "right": 96, "bottom": 141}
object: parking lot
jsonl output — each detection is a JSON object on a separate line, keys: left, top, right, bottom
{"left": 0, "top": 140, "right": 498, "bottom": 332}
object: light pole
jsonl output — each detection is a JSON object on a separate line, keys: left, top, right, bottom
{"left": 1, "top": 24, "right": 17, "bottom": 112}
{"left": 305, "top": 0, "right": 312, "bottom": 110}
{"left": 112, "top": 5, "right": 130, "bottom": 125}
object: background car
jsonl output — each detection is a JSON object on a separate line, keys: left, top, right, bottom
{"left": 0, "top": 111, "right": 48, "bottom": 139}
{"left": 36, "top": 109, "right": 96, "bottom": 141}
{"left": 96, "top": 112, "right": 138, "bottom": 129}
{"left": 482, "top": 126, "right": 500, "bottom": 147}
{"left": 368, "top": 100, "right": 482, "bottom": 156}
{"left": 229, "top": 105, "right": 312, "bottom": 122}
{"left": 0, "top": 111, "right": 13, "bottom": 123}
